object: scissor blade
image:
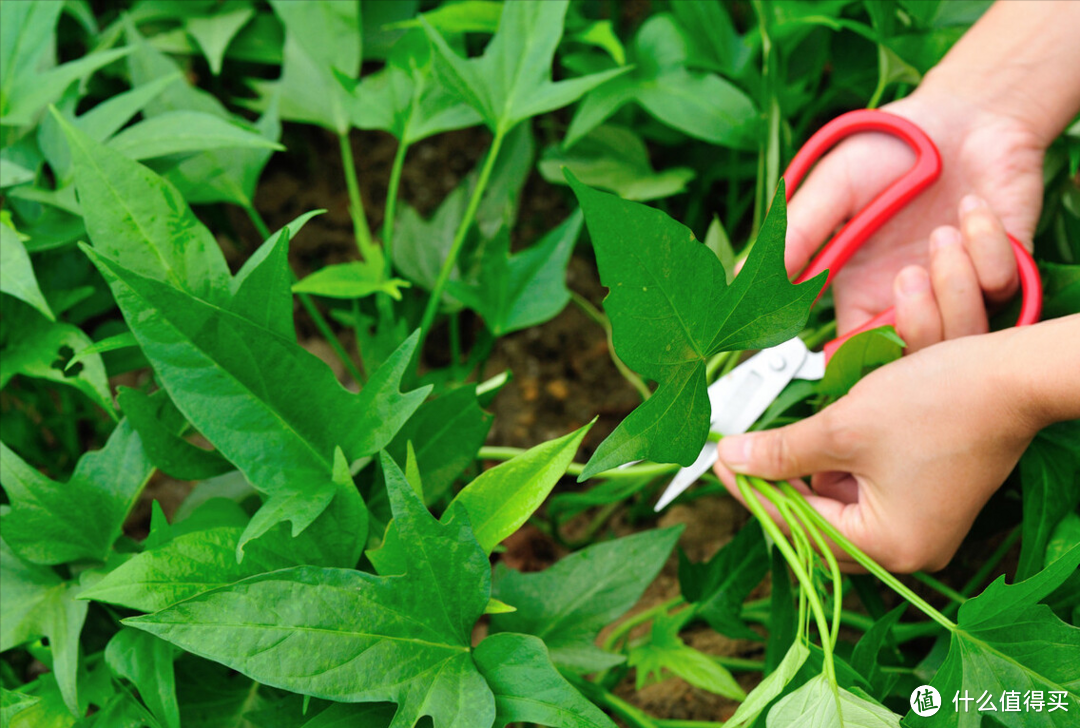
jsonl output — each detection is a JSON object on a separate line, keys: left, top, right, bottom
{"left": 653, "top": 445, "right": 718, "bottom": 511}
{"left": 654, "top": 338, "right": 810, "bottom": 511}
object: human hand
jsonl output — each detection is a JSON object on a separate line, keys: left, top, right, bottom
{"left": 784, "top": 78, "right": 1044, "bottom": 344}
{"left": 713, "top": 325, "right": 1044, "bottom": 573}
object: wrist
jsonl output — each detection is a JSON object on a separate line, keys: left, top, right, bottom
{"left": 1001, "top": 315, "right": 1080, "bottom": 432}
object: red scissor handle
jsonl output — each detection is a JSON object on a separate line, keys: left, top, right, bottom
{"left": 783, "top": 109, "right": 1042, "bottom": 359}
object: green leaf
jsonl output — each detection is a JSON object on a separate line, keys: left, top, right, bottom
{"left": 229, "top": 211, "right": 320, "bottom": 338}
{"left": 253, "top": 0, "right": 360, "bottom": 134}
{"left": 186, "top": 5, "right": 255, "bottom": 76}
{"left": 678, "top": 520, "right": 768, "bottom": 640}
{"left": 386, "top": 385, "right": 494, "bottom": 503}
{"left": 449, "top": 210, "right": 582, "bottom": 335}
{"left": 105, "top": 628, "right": 179, "bottom": 728}
{"left": 704, "top": 215, "right": 736, "bottom": 285}
{"left": 474, "top": 632, "right": 617, "bottom": 728}
{"left": 539, "top": 125, "right": 695, "bottom": 201}
{"left": 125, "top": 453, "right": 496, "bottom": 726}
{"left": 568, "top": 174, "right": 824, "bottom": 477}
{"left": 117, "top": 387, "right": 233, "bottom": 481}
{"left": 106, "top": 110, "right": 284, "bottom": 160}
{"left": 818, "top": 327, "right": 905, "bottom": 397}
{"left": 64, "top": 331, "right": 138, "bottom": 371}
{"left": 724, "top": 640, "right": 809, "bottom": 728}
{"left": 55, "top": 109, "right": 232, "bottom": 303}
{"left": 565, "top": 14, "right": 757, "bottom": 149}
{"left": 491, "top": 526, "right": 683, "bottom": 673}
{"left": 452, "top": 421, "right": 592, "bottom": 553}
{"left": 123, "top": 18, "right": 280, "bottom": 207}
{"left": 393, "top": 0, "right": 503, "bottom": 33}
{"left": 484, "top": 598, "right": 516, "bottom": 615}
{"left": 84, "top": 246, "right": 427, "bottom": 553}
{"left": 0, "top": 541, "right": 87, "bottom": 716}
{"left": 1, "top": 420, "right": 151, "bottom": 564}
{"left": 1017, "top": 421, "right": 1080, "bottom": 580}
{"left": 2, "top": 47, "right": 134, "bottom": 126}
{"left": 768, "top": 674, "right": 901, "bottom": 727}
{"left": 0, "top": 312, "right": 113, "bottom": 415}
{"left": 423, "top": 0, "right": 627, "bottom": 134}
{"left": 628, "top": 610, "right": 745, "bottom": 699}
{"left": 292, "top": 261, "right": 411, "bottom": 300}
{"left": 1, "top": 221, "right": 54, "bottom": 320}
{"left": 1, "top": 689, "right": 40, "bottom": 725}
{"left": 907, "top": 544, "right": 1080, "bottom": 727}
{"left": 350, "top": 29, "right": 482, "bottom": 145}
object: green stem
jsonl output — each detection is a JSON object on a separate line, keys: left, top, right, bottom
{"left": 778, "top": 482, "right": 957, "bottom": 632}
{"left": 705, "top": 351, "right": 734, "bottom": 382}
{"left": 944, "top": 527, "right": 1020, "bottom": 619}
{"left": 571, "top": 291, "right": 651, "bottom": 401}
{"left": 245, "top": 204, "right": 366, "bottom": 385}
{"left": 419, "top": 127, "right": 506, "bottom": 352}
{"left": 338, "top": 131, "right": 374, "bottom": 255}
{"left": 382, "top": 138, "right": 409, "bottom": 276}
{"left": 911, "top": 571, "right": 968, "bottom": 606}
{"left": 244, "top": 203, "right": 272, "bottom": 241}
{"left": 476, "top": 447, "right": 678, "bottom": 480}
{"left": 802, "top": 320, "right": 837, "bottom": 350}
{"left": 737, "top": 475, "right": 837, "bottom": 688}
{"left": 560, "top": 500, "right": 622, "bottom": 549}
{"left": 602, "top": 596, "right": 685, "bottom": 652}
{"left": 754, "top": 479, "right": 843, "bottom": 649}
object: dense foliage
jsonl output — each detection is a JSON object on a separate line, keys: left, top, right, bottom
{"left": 2, "top": 1, "right": 1078, "bottom": 727}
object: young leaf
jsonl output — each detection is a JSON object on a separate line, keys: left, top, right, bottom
{"left": 124, "top": 18, "right": 280, "bottom": 207}
{"left": 106, "top": 110, "right": 284, "bottom": 160}
{"left": 292, "top": 261, "right": 411, "bottom": 300}
{"left": 817, "top": 326, "right": 905, "bottom": 397}
{"left": 368, "top": 422, "right": 588, "bottom": 574}
{"left": 0, "top": 222, "right": 54, "bottom": 320}
{"left": 565, "top": 14, "right": 758, "bottom": 149}
{"left": 125, "top": 454, "right": 496, "bottom": 726}
{"left": 185, "top": 5, "right": 255, "bottom": 76}
{"left": 105, "top": 628, "right": 179, "bottom": 728}
{"left": 491, "top": 526, "right": 683, "bottom": 673}
{"left": 55, "top": 110, "right": 233, "bottom": 303}
{"left": 768, "top": 674, "right": 901, "bottom": 727}
{"left": 568, "top": 174, "right": 824, "bottom": 476}
{"left": 1, "top": 420, "right": 151, "bottom": 565}
{"left": 539, "top": 125, "right": 696, "bottom": 201}
{"left": 724, "top": 640, "right": 809, "bottom": 728}
{"left": 473, "top": 632, "right": 617, "bottom": 728}
{"left": 253, "top": 0, "right": 361, "bottom": 134}
{"left": 0, "top": 541, "right": 87, "bottom": 716}
{"left": 907, "top": 544, "right": 1080, "bottom": 727}
{"left": 118, "top": 387, "right": 233, "bottom": 481}
{"left": 386, "top": 385, "right": 494, "bottom": 503}
{"left": 0, "top": 689, "right": 40, "bottom": 724}
{"left": 448, "top": 210, "right": 583, "bottom": 335}
{"left": 678, "top": 520, "right": 769, "bottom": 640}
{"left": 84, "top": 247, "right": 426, "bottom": 553}
{"left": 349, "top": 29, "right": 482, "bottom": 145}
{"left": 229, "top": 212, "right": 321, "bottom": 338}
{"left": 628, "top": 610, "right": 746, "bottom": 699}
{"left": 850, "top": 605, "right": 906, "bottom": 698}
{"left": 422, "top": 0, "right": 627, "bottom": 134}
{"left": 451, "top": 420, "right": 592, "bottom": 553}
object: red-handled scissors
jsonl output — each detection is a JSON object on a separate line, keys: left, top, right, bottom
{"left": 654, "top": 109, "right": 1042, "bottom": 511}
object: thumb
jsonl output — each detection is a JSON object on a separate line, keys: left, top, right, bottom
{"left": 717, "top": 411, "right": 850, "bottom": 481}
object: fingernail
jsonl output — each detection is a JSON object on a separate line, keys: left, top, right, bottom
{"left": 929, "top": 226, "right": 961, "bottom": 252}
{"left": 959, "top": 194, "right": 985, "bottom": 215}
{"left": 896, "top": 266, "right": 929, "bottom": 296}
{"left": 718, "top": 436, "right": 751, "bottom": 472}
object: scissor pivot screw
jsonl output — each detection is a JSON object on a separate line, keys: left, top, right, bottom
{"left": 769, "top": 354, "right": 787, "bottom": 371}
